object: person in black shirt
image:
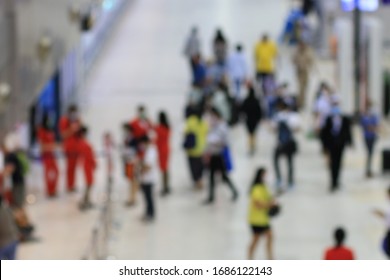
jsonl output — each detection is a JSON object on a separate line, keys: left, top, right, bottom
{"left": 241, "top": 86, "right": 263, "bottom": 155}
{"left": 321, "top": 102, "right": 353, "bottom": 192}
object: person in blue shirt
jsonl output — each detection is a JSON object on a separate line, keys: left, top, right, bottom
{"left": 192, "top": 54, "right": 207, "bottom": 88}
{"left": 361, "top": 101, "right": 380, "bottom": 178}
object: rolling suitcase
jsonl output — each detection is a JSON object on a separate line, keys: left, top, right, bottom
{"left": 382, "top": 149, "right": 390, "bottom": 173}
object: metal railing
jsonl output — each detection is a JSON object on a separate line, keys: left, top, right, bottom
{"left": 82, "top": 178, "right": 113, "bottom": 260}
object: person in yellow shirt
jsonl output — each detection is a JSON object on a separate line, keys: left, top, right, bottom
{"left": 184, "top": 111, "right": 208, "bottom": 190}
{"left": 248, "top": 168, "right": 276, "bottom": 260}
{"left": 254, "top": 34, "right": 278, "bottom": 94}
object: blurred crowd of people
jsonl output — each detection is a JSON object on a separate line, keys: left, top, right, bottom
{"left": 1, "top": 0, "right": 389, "bottom": 261}
{"left": 181, "top": 8, "right": 388, "bottom": 259}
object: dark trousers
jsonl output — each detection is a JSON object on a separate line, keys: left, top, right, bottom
{"left": 188, "top": 156, "right": 204, "bottom": 182}
{"left": 274, "top": 148, "right": 294, "bottom": 187}
{"left": 208, "top": 154, "right": 237, "bottom": 202}
{"left": 365, "top": 137, "right": 376, "bottom": 174}
{"left": 256, "top": 72, "right": 274, "bottom": 95}
{"left": 141, "top": 183, "right": 154, "bottom": 218}
{"left": 0, "top": 241, "right": 17, "bottom": 260}
{"left": 329, "top": 146, "right": 345, "bottom": 190}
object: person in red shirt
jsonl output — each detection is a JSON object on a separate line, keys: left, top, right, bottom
{"left": 324, "top": 227, "right": 355, "bottom": 260}
{"left": 59, "top": 105, "right": 82, "bottom": 193}
{"left": 129, "top": 106, "right": 153, "bottom": 143}
{"left": 77, "top": 127, "right": 97, "bottom": 210}
{"left": 37, "top": 115, "right": 59, "bottom": 197}
{"left": 155, "top": 111, "right": 171, "bottom": 196}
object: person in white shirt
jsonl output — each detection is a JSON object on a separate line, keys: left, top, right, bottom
{"left": 374, "top": 187, "right": 390, "bottom": 258}
{"left": 313, "top": 83, "right": 332, "bottom": 155}
{"left": 272, "top": 100, "right": 300, "bottom": 193}
{"left": 228, "top": 44, "right": 248, "bottom": 101}
{"left": 139, "top": 136, "right": 157, "bottom": 222}
{"left": 204, "top": 108, "right": 238, "bottom": 204}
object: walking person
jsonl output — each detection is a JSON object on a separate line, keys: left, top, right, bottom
{"left": 292, "top": 41, "right": 314, "bottom": 109}
{"left": 155, "top": 111, "right": 171, "bottom": 196}
{"left": 373, "top": 187, "right": 390, "bottom": 259}
{"left": 183, "top": 26, "right": 201, "bottom": 74}
{"left": 323, "top": 227, "right": 355, "bottom": 260}
{"left": 0, "top": 194, "right": 19, "bottom": 260}
{"left": 183, "top": 111, "right": 208, "bottom": 190}
{"left": 254, "top": 34, "right": 278, "bottom": 95}
{"left": 213, "top": 29, "right": 228, "bottom": 65}
{"left": 321, "top": 101, "right": 353, "bottom": 192}
{"left": 248, "top": 168, "right": 276, "bottom": 260}
{"left": 360, "top": 101, "right": 380, "bottom": 178}
{"left": 313, "top": 82, "right": 332, "bottom": 155}
{"left": 37, "top": 114, "right": 59, "bottom": 198}
{"left": 139, "top": 136, "right": 157, "bottom": 222}
{"left": 203, "top": 108, "right": 238, "bottom": 204}
{"left": 77, "top": 127, "right": 97, "bottom": 210}
{"left": 272, "top": 101, "right": 300, "bottom": 193}
{"left": 240, "top": 86, "right": 263, "bottom": 155}
{"left": 59, "top": 104, "right": 82, "bottom": 193}
{"left": 228, "top": 44, "right": 249, "bottom": 101}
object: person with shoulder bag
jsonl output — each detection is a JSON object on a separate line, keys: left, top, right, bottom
{"left": 272, "top": 100, "right": 300, "bottom": 194}
{"left": 248, "top": 168, "right": 280, "bottom": 260}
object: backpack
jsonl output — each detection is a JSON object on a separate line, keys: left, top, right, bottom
{"left": 278, "top": 121, "right": 293, "bottom": 145}
{"left": 277, "top": 121, "right": 297, "bottom": 154}
{"left": 183, "top": 132, "right": 196, "bottom": 150}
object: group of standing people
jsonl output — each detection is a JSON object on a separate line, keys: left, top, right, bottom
{"left": 121, "top": 106, "right": 172, "bottom": 221}
{"left": 38, "top": 105, "right": 97, "bottom": 209}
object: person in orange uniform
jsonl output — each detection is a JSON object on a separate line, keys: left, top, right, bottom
{"left": 59, "top": 105, "right": 82, "bottom": 193}
{"left": 77, "top": 126, "right": 97, "bottom": 210}
{"left": 37, "top": 114, "right": 59, "bottom": 198}
{"left": 155, "top": 111, "right": 171, "bottom": 196}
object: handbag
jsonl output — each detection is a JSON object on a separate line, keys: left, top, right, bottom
{"left": 268, "top": 204, "right": 281, "bottom": 218}
{"left": 222, "top": 146, "right": 233, "bottom": 172}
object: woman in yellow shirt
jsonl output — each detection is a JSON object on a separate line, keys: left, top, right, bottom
{"left": 248, "top": 168, "right": 275, "bottom": 260}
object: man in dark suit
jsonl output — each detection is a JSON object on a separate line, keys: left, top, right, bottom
{"left": 321, "top": 102, "right": 353, "bottom": 192}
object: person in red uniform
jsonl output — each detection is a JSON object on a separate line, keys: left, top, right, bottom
{"left": 59, "top": 105, "right": 82, "bottom": 193}
{"left": 130, "top": 106, "right": 153, "bottom": 144}
{"left": 324, "top": 227, "right": 355, "bottom": 260}
{"left": 77, "top": 126, "right": 97, "bottom": 210}
{"left": 155, "top": 111, "right": 171, "bottom": 196}
{"left": 37, "top": 114, "right": 59, "bottom": 197}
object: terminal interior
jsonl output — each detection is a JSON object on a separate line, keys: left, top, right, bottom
{"left": 0, "top": 0, "right": 389, "bottom": 260}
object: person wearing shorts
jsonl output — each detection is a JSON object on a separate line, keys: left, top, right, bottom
{"left": 248, "top": 168, "right": 275, "bottom": 260}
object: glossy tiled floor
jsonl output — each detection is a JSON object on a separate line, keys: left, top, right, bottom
{"left": 19, "top": 0, "right": 390, "bottom": 260}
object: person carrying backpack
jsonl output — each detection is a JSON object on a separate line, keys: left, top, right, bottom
{"left": 183, "top": 110, "right": 208, "bottom": 190}
{"left": 272, "top": 100, "right": 300, "bottom": 194}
